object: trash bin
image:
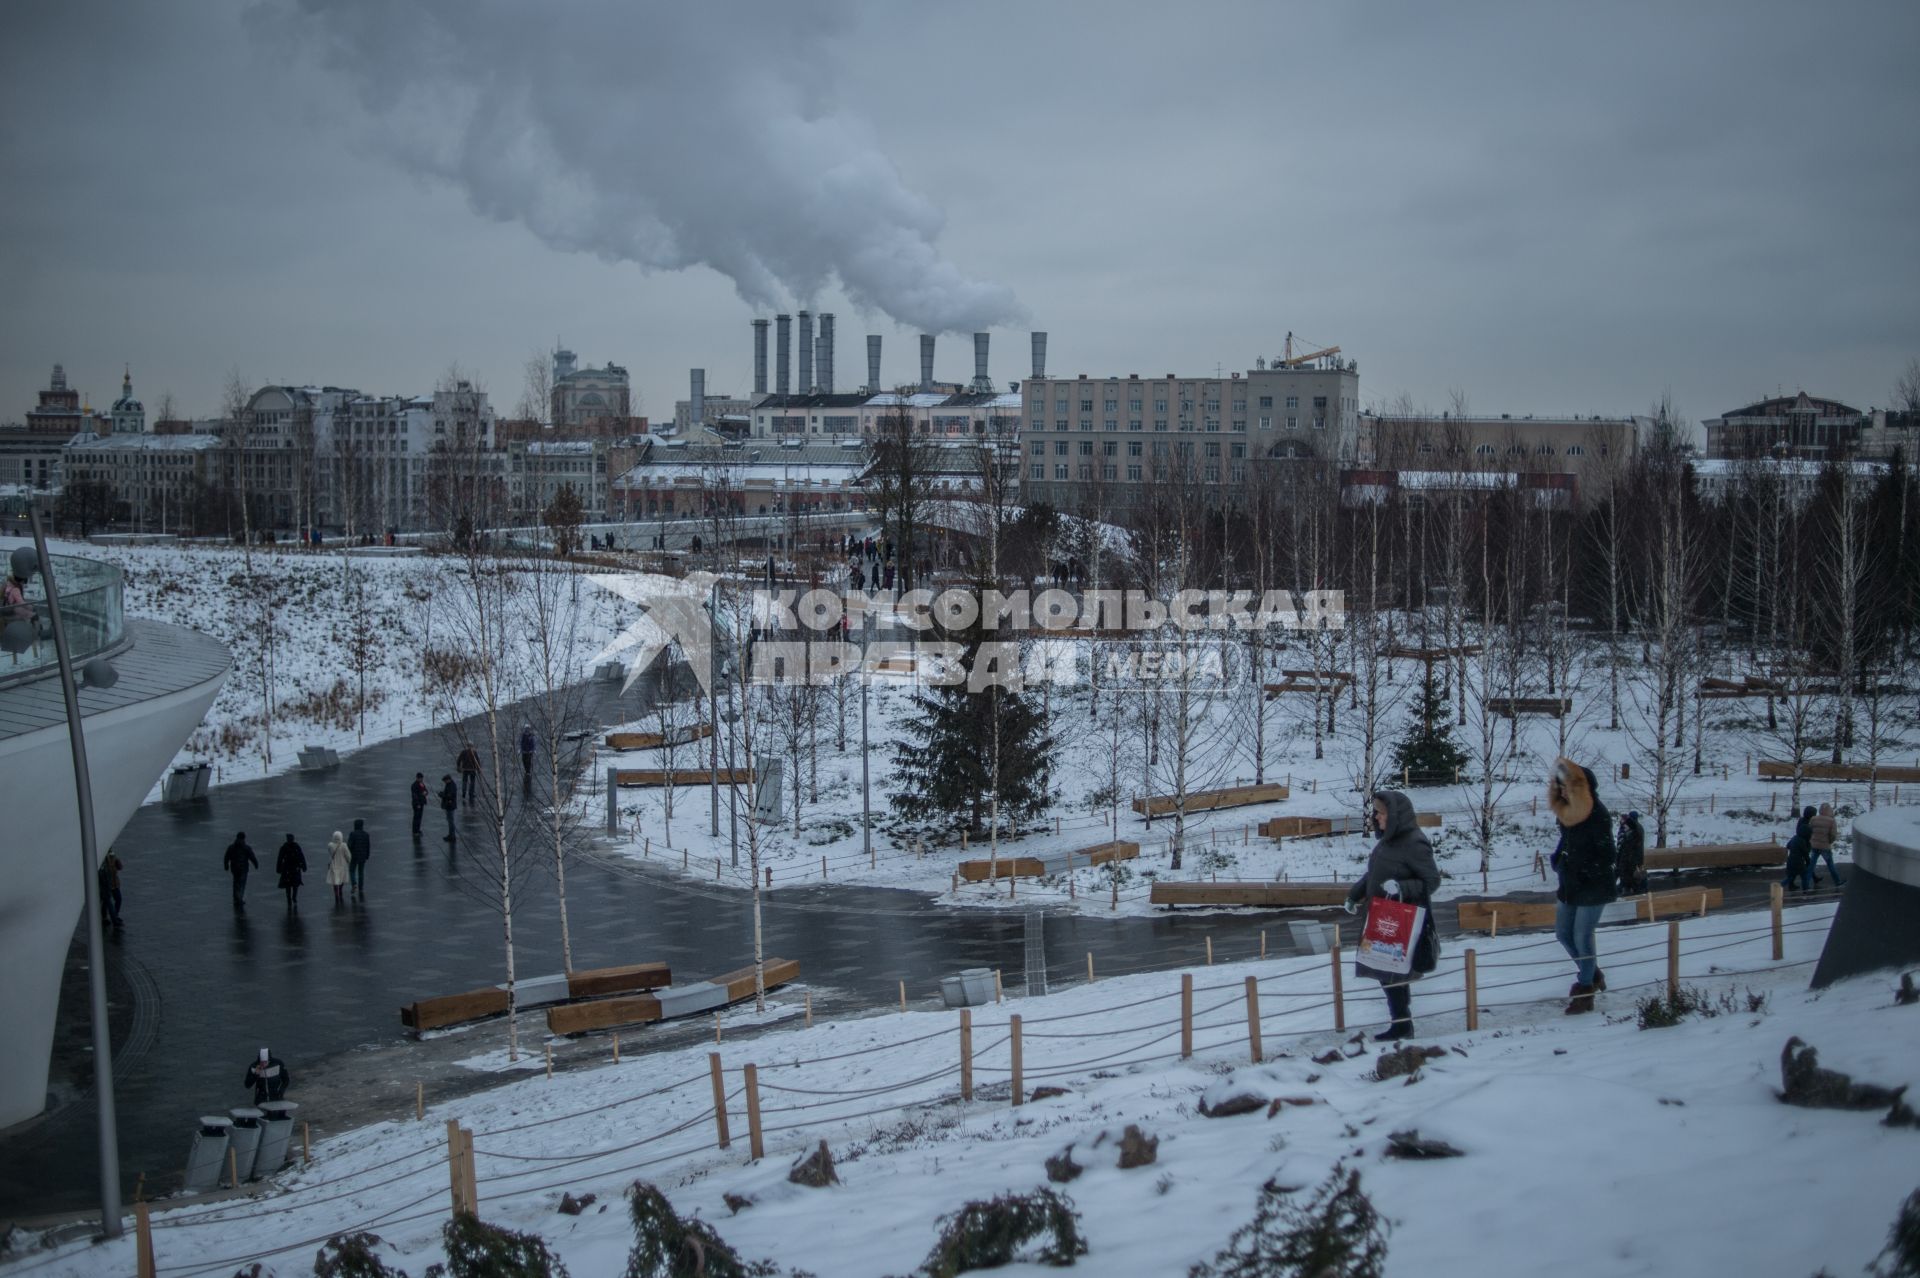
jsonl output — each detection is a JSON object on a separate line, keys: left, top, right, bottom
{"left": 958, "top": 968, "right": 996, "bottom": 1007}
{"left": 228, "top": 1107, "right": 264, "bottom": 1181}
{"left": 255, "top": 1100, "right": 299, "bottom": 1174}
{"left": 939, "top": 975, "right": 967, "bottom": 1009}
{"left": 183, "top": 1116, "right": 232, "bottom": 1192}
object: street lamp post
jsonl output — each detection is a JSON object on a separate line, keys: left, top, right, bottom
{"left": 26, "top": 507, "right": 122, "bottom": 1239}
{"left": 860, "top": 604, "right": 872, "bottom": 864}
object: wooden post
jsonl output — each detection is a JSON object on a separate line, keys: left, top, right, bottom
{"left": 715, "top": 858, "right": 721, "bottom": 881}
{"left": 544, "top": 1043, "right": 553, "bottom": 1079}
{"left": 1010, "top": 1015, "right": 1024, "bottom": 1106}
{"left": 416, "top": 1081, "right": 424, "bottom": 1121}
{"left": 714, "top": 1013, "right": 722, "bottom": 1043}
{"left": 1330, "top": 936, "right": 1346, "bottom": 1033}
{"left": 805, "top": 991, "right": 813, "bottom": 1027}
{"left": 301, "top": 1121, "right": 311, "bottom": 1166}
{"left": 1110, "top": 875, "right": 1118, "bottom": 911}
{"left": 821, "top": 855, "right": 827, "bottom": 880}
{"left": 993, "top": 969, "right": 1003, "bottom": 1003}
{"left": 1055, "top": 815, "right": 1061, "bottom": 836}
{"left": 1205, "top": 935, "right": 1214, "bottom": 965}
{"left": 899, "top": 979, "right": 908, "bottom": 1012}
{"left": 1244, "top": 975, "right": 1263, "bottom": 1064}
{"left": 682, "top": 847, "right": 688, "bottom": 870}
{"left": 228, "top": 1146, "right": 239, "bottom": 1190}
{"left": 1770, "top": 883, "right": 1784, "bottom": 961}
{"left": 461, "top": 1126, "right": 477, "bottom": 1211}
{"left": 445, "top": 1119, "right": 467, "bottom": 1215}
{"left": 1644, "top": 890, "right": 1655, "bottom": 923}
{"left": 960, "top": 1009, "right": 974, "bottom": 1101}
{"left": 1667, "top": 919, "right": 1681, "bottom": 999}
{"left": 135, "top": 1202, "right": 156, "bottom": 1278}
{"left": 613, "top": 1033, "right": 621, "bottom": 1063}
{"left": 1464, "top": 948, "right": 1479, "bottom": 1032}
{"left": 1086, "top": 952, "right": 1095, "bottom": 983}
{"left": 1698, "top": 891, "right": 1708, "bottom": 918}
{"left": 708, "top": 1052, "right": 731, "bottom": 1149}
{"left": 1260, "top": 929, "right": 1267, "bottom": 960}
{"left": 767, "top": 867, "right": 773, "bottom": 888}
{"left": 1069, "top": 870, "right": 1075, "bottom": 900}
{"left": 1490, "top": 909, "right": 1499, "bottom": 939}
{"left": 743, "top": 1064, "right": 764, "bottom": 1160}
{"left": 961, "top": 829, "right": 969, "bottom": 851}
{"left": 1180, "top": 973, "right": 1194, "bottom": 1060}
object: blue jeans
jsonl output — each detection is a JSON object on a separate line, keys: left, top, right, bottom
{"left": 1810, "top": 848, "right": 1843, "bottom": 885}
{"left": 350, "top": 858, "right": 366, "bottom": 889}
{"left": 1555, "top": 902, "right": 1606, "bottom": 986}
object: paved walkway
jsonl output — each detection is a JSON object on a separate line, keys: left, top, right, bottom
{"left": 0, "top": 678, "right": 1791, "bottom": 1215}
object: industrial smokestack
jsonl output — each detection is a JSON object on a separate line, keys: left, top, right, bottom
{"left": 818, "top": 313, "right": 835, "bottom": 394}
{"left": 866, "top": 335, "right": 881, "bottom": 393}
{"left": 775, "top": 313, "right": 791, "bottom": 396}
{"left": 796, "top": 310, "right": 814, "bottom": 395}
{"left": 690, "top": 368, "right": 705, "bottom": 431}
{"left": 970, "top": 332, "right": 992, "bottom": 393}
{"left": 752, "top": 319, "right": 769, "bottom": 396}
{"left": 1031, "top": 331, "right": 1048, "bottom": 381}
{"left": 919, "top": 334, "right": 935, "bottom": 393}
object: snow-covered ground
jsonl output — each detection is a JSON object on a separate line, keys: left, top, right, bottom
{"left": 4, "top": 538, "right": 641, "bottom": 802}
{"left": 598, "top": 663, "right": 1916, "bottom": 916}
{"left": 21, "top": 901, "right": 1916, "bottom": 1277}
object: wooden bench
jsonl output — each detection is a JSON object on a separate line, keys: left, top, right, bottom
{"left": 1489, "top": 697, "right": 1572, "bottom": 718}
{"left": 958, "top": 857, "right": 1046, "bottom": 882}
{"left": 1067, "top": 841, "right": 1139, "bottom": 868}
{"left": 605, "top": 724, "right": 713, "bottom": 751}
{"left": 1280, "top": 668, "right": 1355, "bottom": 686}
{"left": 1264, "top": 680, "right": 1348, "bottom": 699}
{"left": 1387, "top": 644, "right": 1482, "bottom": 661}
{"left": 1132, "top": 783, "right": 1288, "bottom": 817}
{"left": 1456, "top": 887, "right": 1725, "bottom": 933}
{"left": 1757, "top": 760, "right": 1920, "bottom": 784}
{"left": 401, "top": 987, "right": 509, "bottom": 1032}
{"left": 1149, "top": 881, "right": 1350, "bottom": 909}
{"left": 1643, "top": 842, "right": 1784, "bottom": 871}
{"left": 1258, "top": 813, "right": 1441, "bottom": 840}
{"left": 613, "top": 767, "right": 754, "bottom": 787}
{"left": 566, "top": 961, "right": 672, "bottom": 1000}
{"left": 547, "top": 959, "right": 800, "bottom": 1035}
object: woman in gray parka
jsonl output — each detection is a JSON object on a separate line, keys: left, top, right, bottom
{"left": 1344, "top": 789, "right": 1443, "bottom": 1041}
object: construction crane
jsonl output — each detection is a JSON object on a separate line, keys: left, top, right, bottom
{"left": 1279, "top": 330, "right": 1340, "bottom": 367}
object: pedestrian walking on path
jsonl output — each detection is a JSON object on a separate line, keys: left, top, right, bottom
{"left": 1783, "top": 806, "right": 1816, "bottom": 892}
{"left": 223, "top": 832, "right": 257, "bottom": 908}
{"left": 1549, "top": 758, "right": 1617, "bottom": 1015}
{"left": 1809, "top": 803, "right": 1843, "bottom": 886}
{"left": 244, "top": 1048, "right": 291, "bottom": 1104}
{"left": 276, "top": 834, "right": 306, "bottom": 912}
{"left": 1615, "top": 811, "right": 1647, "bottom": 896}
{"left": 1344, "top": 790, "right": 1441, "bottom": 1041}
{"left": 409, "top": 772, "right": 428, "bottom": 839}
{"left": 439, "top": 773, "right": 458, "bottom": 841}
{"left": 347, "top": 818, "right": 372, "bottom": 895}
{"left": 97, "top": 849, "right": 124, "bottom": 927}
{"left": 519, "top": 724, "right": 537, "bottom": 789}
{"left": 457, "top": 743, "right": 481, "bottom": 802}
{"left": 324, "top": 831, "right": 350, "bottom": 905}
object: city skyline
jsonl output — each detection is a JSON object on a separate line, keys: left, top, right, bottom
{"left": 3, "top": 1, "right": 1917, "bottom": 425}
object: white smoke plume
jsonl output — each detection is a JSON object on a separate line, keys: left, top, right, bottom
{"left": 250, "top": 1, "right": 1021, "bottom": 334}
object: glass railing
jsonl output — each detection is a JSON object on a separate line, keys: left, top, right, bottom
{"left": 0, "top": 553, "right": 126, "bottom": 687}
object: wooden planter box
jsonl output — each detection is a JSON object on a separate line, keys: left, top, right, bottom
{"left": 958, "top": 857, "right": 1046, "bottom": 882}
{"left": 614, "top": 767, "right": 754, "bottom": 787}
{"left": 1131, "top": 783, "right": 1288, "bottom": 817}
{"left": 566, "top": 961, "right": 672, "bottom": 999}
{"left": 1149, "top": 881, "right": 1350, "bottom": 908}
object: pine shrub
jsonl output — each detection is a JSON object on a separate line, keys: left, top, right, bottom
{"left": 1189, "top": 1164, "right": 1389, "bottom": 1278}
{"left": 430, "top": 1214, "right": 569, "bottom": 1278}
{"left": 1872, "top": 1187, "right": 1920, "bottom": 1278}
{"left": 1390, "top": 667, "right": 1468, "bottom": 785}
{"left": 314, "top": 1233, "right": 408, "bottom": 1278}
{"left": 623, "top": 1182, "right": 778, "bottom": 1278}
{"left": 919, "top": 1187, "right": 1087, "bottom": 1275}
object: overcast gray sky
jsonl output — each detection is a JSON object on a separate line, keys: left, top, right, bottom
{"left": 3, "top": 1, "right": 1916, "bottom": 425}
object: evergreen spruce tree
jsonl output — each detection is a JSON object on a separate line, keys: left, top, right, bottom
{"left": 1391, "top": 663, "right": 1469, "bottom": 785}
{"left": 892, "top": 612, "right": 1052, "bottom": 833}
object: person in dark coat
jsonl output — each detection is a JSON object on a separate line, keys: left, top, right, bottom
{"left": 439, "top": 773, "right": 459, "bottom": 841}
{"left": 1344, "top": 790, "right": 1442, "bottom": 1041}
{"left": 519, "top": 724, "right": 537, "bottom": 787}
{"left": 275, "top": 834, "right": 306, "bottom": 911}
{"left": 1783, "top": 805, "right": 1817, "bottom": 892}
{"left": 1548, "top": 759, "right": 1617, "bottom": 1014}
{"left": 409, "top": 772, "right": 429, "bottom": 839}
{"left": 1615, "top": 810, "right": 1647, "bottom": 896}
{"left": 346, "top": 818, "right": 372, "bottom": 896}
{"left": 456, "top": 743, "right": 481, "bottom": 802}
{"left": 97, "top": 849, "right": 124, "bottom": 927}
{"left": 223, "top": 832, "right": 257, "bottom": 908}
{"left": 244, "top": 1048, "right": 291, "bottom": 1103}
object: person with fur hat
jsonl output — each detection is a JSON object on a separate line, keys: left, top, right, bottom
{"left": 1344, "top": 790, "right": 1442, "bottom": 1040}
{"left": 1548, "top": 758, "right": 1617, "bottom": 1014}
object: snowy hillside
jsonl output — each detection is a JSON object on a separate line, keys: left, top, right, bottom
{"left": 17, "top": 901, "right": 1917, "bottom": 1276}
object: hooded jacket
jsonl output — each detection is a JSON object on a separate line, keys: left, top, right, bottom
{"left": 1809, "top": 805, "right": 1837, "bottom": 851}
{"left": 1348, "top": 791, "right": 1442, "bottom": 982}
{"left": 1549, "top": 758, "right": 1616, "bottom": 907}
{"left": 324, "top": 833, "right": 351, "bottom": 887}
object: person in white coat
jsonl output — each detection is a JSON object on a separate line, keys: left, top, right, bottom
{"left": 324, "top": 830, "right": 351, "bottom": 905}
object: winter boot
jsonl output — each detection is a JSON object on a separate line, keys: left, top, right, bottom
{"left": 1565, "top": 984, "right": 1595, "bottom": 1015}
{"left": 1592, "top": 969, "right": 1607, "bottom": 993}
{"left": 1373, "top": 1022, "right": 1414, "bottom": 1042}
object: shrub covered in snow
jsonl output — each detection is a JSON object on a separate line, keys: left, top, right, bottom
{"left": 918, "top": 1187, "right": 1087, "bottom": 1274}
{"left": 1189, "top": 1165, "right": 1388, "bottom": 1278}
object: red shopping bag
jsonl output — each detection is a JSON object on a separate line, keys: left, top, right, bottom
{"left": 1357, "top": 897, "right": 1426, "bottom": 976}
